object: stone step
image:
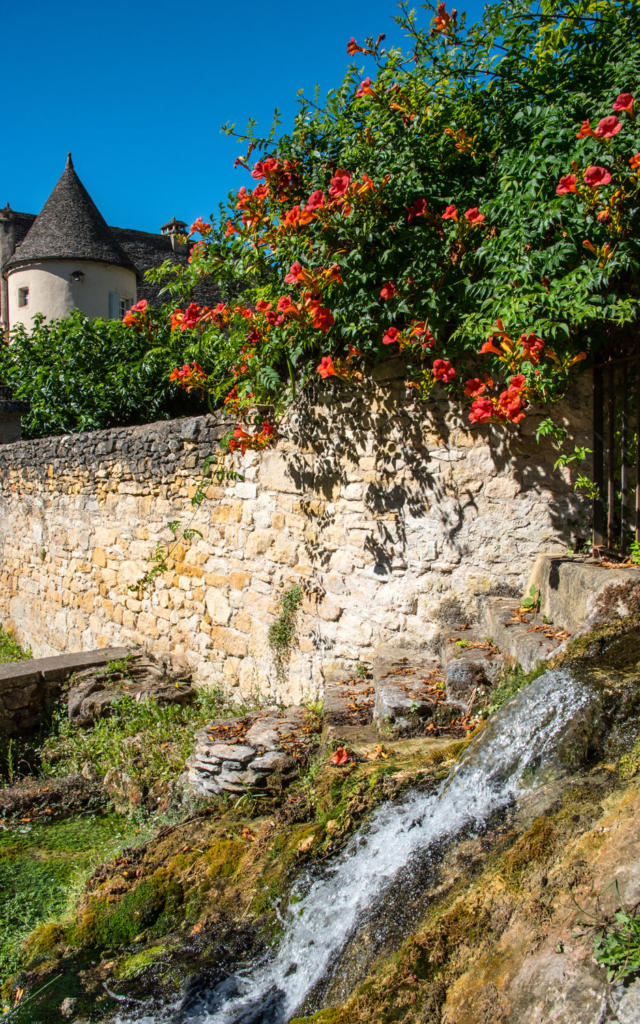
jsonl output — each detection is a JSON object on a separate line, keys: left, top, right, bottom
{"left": 480, "top": 596, "right": 569, "bottom": 673}
{"left": 438, "top": 628, "right": 502, "bottom": 705}
{"left": 371, "top": 644, "right": 456, "bottom": 737}
{"left": 323, "top": 667, "right": 375, "bottom": 727}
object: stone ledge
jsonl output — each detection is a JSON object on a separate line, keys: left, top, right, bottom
{"left": 528, "top": 554, "right": 640, "bottom": 634}
{"left": 0, "top": 647, "right": 131, "bottom": 687}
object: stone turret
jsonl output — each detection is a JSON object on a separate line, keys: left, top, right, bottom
{"left": 3, "top": 155, "right": 138, "bottom": 330}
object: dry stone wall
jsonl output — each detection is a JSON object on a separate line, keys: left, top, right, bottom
{"left": 0, "top": 364, "right": 592, "bottom": 704}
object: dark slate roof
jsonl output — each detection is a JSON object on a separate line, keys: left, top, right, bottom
{"left": 5, "top": 155, "right": 136, "bottom": 273}
{"left": 0, "top": 208, "right": 36, "bottom": 246}
{"left": 113, "top": 226, "right": 222, "bottom": 308}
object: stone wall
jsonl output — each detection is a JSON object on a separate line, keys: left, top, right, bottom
{"left": 0, "top": 365, "right": 592, "bottom": 704}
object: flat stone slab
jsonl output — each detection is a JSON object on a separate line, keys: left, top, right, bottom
{"left": 480, "top": 597, "right": 569, "bottom": 673}
{"left": 323, "top": 667, "right": 375, "bottom": 727}
{"left": 372, "top": 648, "right": 457, "bottom": 736}
{"left": 0, "top": 647, "right": 131, "bottom": 686}
{"left": 528, "top": 554, "right": 640, "bottom": 634}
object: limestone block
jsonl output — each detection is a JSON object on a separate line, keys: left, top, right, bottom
{"left": 209, "top": 626, "right": 248, "bottom": 658}
{"left": 229, "top": 571, "right": 251, "bottom": 590}
{"left": 118, "top": 560, "right": 145, "bottom": 587}
{"left": 205, "top": 588, "right": 232, "bottom": 625}
{"left": 236, "top": 482, "right": 258, "bottom": 500}
{"left": 245, "top": 529, "right": 274, "bottom": 557}
{"left": 258, "top": 451, "right": 299, "bottom": 493}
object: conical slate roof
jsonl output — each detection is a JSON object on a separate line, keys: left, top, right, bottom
{"left": 5, "top": 155, "right": 136, "bottom": 273}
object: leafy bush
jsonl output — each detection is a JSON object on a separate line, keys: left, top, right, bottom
{"left": 594, "top": 897, "right": 640, "bottom": 982}
{"left": 40, "top": 687, "right": 240, "bottom": 797}
{"left": 0, "top": 309, "right": 206, "bottom": 438}
{"left": 154, "top": 0, "right": 640, "bottom": 451}
{"left": 0, "top": 626, "right": 31, "bottom": 663}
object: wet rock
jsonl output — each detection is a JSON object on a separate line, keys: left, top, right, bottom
{"left": 59, "top": 996, "right": 77, "bottom": 1019}
{"left": 439, "top": 632, "right": 499, "bottom": 704}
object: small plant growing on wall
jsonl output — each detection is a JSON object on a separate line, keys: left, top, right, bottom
{"left": 268, "top": 585, "right": 303, "bottom": 672}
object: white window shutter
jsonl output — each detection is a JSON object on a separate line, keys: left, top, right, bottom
{"left": 108, "top": 291, "right": 120, "bottom": 319}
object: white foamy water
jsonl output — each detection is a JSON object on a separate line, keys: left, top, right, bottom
{"left": 117, "top": 667, "right": 591, "bottom": 1024}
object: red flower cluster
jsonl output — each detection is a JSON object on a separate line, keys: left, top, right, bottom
{"left": 329, "top": 169, "right": 352, "bottom": 198}
{"left": 382, "top": 326, "right": 400, "bottom": 346}
{"left": 468, "top": 374, "right": 527, "bottom": 425}
{"left": 584, "top": 165, "right": 612, "bottom": 188}
{"left": 432, "top": 2, "right": 458, "bottom": 35}
{"left": 188, "top": 217, "right": 212, "bottom": 238}
{"left": 433, "top": 358, "right": 456, "bottom": 383}
{"left": 228, "top": 421, "right": 275, "bottom": 455}
{"left": 556, "top": 173, "right": 578, "bottom": 195}
{"left": 406, "top": 197, "right": 428, "bottom": 223}
{"left": 122, "top": 298, "right": 149, "bottom": 328}
{"left": 169, "top": 362, "right": 208, "bottom": 397}
{"left": 316, "top": 346, "right": 363, "bottom": 384}
{"left": 613, "top": 93, "right": 634, "bottom": 115}
{"left": 171, "top": 302, "right": 227, "bottom": 331}
{"left": 440, "top": 204, "right": 485, "bottom": 225}
{"left": 379, "top": 281, "right": 397, "bottom": 300}
{"left": 355, "top": 78, "right": 375, "bottom": 99}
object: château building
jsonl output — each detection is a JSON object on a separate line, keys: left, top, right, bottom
{"left": 0, "top": 155, "right": 205, "bottom": 333}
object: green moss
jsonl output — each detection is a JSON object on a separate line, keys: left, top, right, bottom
{"left": 73, "top": 869, "right": 183, "bottom": 949}
{"left": 0, "top": 813, "right": 139, "bottom": 985}
{"left": 204, "top": 839, "right": 246, "bottom": 878}
{"left": 485, "top": 663, "right": 545, "bottom": 717}
{"left": 619, "top": 732, "right": 640, "bottom": 780}
{"left": 113, "top": 944, "right": 167, "bottom": 981}
{"left": 502, "top": 817, "right": 556, "bottom": 889}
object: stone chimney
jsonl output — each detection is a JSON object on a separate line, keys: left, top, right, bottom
{"left": 160, "top": 216, "right": 188, "bottom": 253}
{"left": 0, "top": 205, "right": 16, "bottom": 333}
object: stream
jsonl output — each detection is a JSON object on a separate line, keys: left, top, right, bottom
{"left": 117, "top": 667, "right": 593, "bottom": 1024}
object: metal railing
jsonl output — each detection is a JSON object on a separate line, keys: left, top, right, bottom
{"left": 592, "top": 340, "right": 640, "bottom": 552}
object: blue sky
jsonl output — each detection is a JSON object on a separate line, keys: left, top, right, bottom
{"left": 4, "top": 0, "right": 486, "bottom": 233}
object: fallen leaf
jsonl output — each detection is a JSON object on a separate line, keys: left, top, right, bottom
{"left": 330, "top": 747, "right": 349, "bottom": 766}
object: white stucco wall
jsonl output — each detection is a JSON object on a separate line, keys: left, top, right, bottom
{"left": 7, "top": 260, "right": 137, "bottom": 329}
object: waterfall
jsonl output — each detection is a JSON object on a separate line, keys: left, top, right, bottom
{"left": 117, "top": 667, "right": 592, "bottom": 1024}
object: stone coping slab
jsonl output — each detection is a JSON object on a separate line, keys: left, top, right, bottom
{"left": 527, "top": 554, "right": 640, "bottom": 635}
{"left": 0, "top": 647, "right": 131, "bottom": 686}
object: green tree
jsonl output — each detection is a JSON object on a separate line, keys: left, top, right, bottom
{"left": 0, "top": 308, "right": 210, "bottom": 438}
{"left": 155, "top": 0, "right": 639, "bottom": 445}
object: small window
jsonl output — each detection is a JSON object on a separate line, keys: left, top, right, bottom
{"left": 18, "top": 287, "right": 29, "bottom": 308}
{"left": 120, "top": 298, "right": 133, "bottom": 318}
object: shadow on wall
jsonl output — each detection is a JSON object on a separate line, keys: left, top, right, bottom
{"left": 282, "top": 363, "right": 591, "bottom": 585}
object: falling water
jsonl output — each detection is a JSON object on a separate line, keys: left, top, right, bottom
{"left": 117, "top": 667, "right": 593, "bottom": 1024}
